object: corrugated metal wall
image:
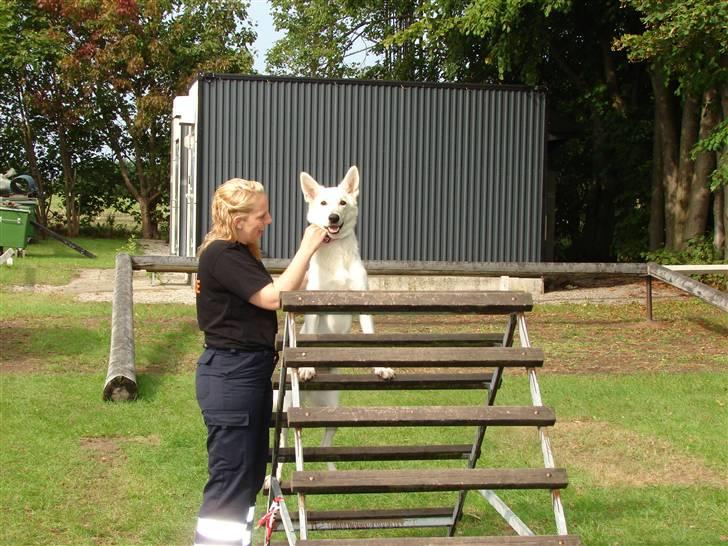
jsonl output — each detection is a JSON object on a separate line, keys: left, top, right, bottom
{"left": 196, "top": 74, "right": 546, "bottom": 262}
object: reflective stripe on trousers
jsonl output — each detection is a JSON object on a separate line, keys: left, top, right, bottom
{"left": 194, "top": 506, "right": 256, "bottom": 546}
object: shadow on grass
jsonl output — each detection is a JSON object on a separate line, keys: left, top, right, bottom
{"left": 133, "top": 322, "right": 200, "bottom": 400}
{"left": 0, "top": 325, "right": 109, "bottom": 371}
{"left": 691, "top": 316, "right": 728, "bottom": 337}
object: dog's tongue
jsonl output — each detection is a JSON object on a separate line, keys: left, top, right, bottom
{"left": 327, "top": 225, "right": 341, "bottom": 234}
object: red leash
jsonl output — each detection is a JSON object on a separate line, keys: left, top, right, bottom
{"left": 257, "top": 496, "right": 283, "bottom": 545}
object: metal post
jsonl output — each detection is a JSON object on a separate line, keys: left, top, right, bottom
{"left": 645, "top": 275, "right": 653, "bottom": 321}
{"left": 448, "top": 313, "right": 516, "bottom": 536}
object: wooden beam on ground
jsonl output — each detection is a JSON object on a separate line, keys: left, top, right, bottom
{"left": 104, "top": 253, "right": 137, "bottom": 401}
{"left": 648, "top": 263, "right": 728, "bottom": 313}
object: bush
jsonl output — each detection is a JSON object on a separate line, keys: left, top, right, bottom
{"left": 643, "top": 236, "right": 727, "bottom": 290}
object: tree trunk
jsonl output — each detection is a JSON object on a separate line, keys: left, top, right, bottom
{"left": 715, "top": 190, "right": 725, "bottom": 258}
{"left": 58, "top": 128, "right": 80, "bottom": 236}
{"left": 674, "top": 92, "right": 700, "bottom": 249}
{"left": 649, "top": 104, "right": 665, "bottom": 250}
{"left": 650, "top": 68, "right": 680, "bottom": 249}
{"left": 684, "top": 88, "right": 719, "bottom": 242}
{"left": 15, "top": 85, "right": 50, "bottom": 226}
{"left": 139, "top": 197, "right": 159, "bottom": 239}
{"left": 716, "top": 81, "right": 728, "bottom": 258}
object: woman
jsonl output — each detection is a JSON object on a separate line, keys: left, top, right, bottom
{"left": 193, "top": 178, "right": 326, "bottom": 546}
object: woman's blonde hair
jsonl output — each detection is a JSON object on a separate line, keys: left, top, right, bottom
{"left": 198, "top": 178, "right": 266, "bottom": 259}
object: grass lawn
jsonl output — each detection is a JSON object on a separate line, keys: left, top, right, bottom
{"left": 1, "top": 240, "right": 726, "bottom": 545}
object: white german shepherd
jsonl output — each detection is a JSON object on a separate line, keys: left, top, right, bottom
{"left": 298, "top": 166, "right": 395, "bottom": 457}
{"left": 273, "top": 167, "right": 394, "bottom": 477}
{"left": 298, "top": 165, "right": 394, "bottom": 382}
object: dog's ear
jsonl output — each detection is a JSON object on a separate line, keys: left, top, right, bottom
{"left": 300, "top": 172, "right": 321, "bottom": 203}
{"left": 339, "top": 165, "right": 359, "bottom": 199}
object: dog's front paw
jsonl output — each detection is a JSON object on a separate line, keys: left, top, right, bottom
{"left": 298, "top": 367, "right": 317, "bottom": 382}
{"left": 373, "top": 367, "right": 395, "bottom": 380}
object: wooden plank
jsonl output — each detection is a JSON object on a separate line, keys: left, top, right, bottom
{"left": 270, "top": 444, "right": 474, "bottom": 462}
{"left": 648, "top": 263, "right": 728, "bottom": 312}
{"left": 275, "top": 332, "right": 504, "bottom": 349}
{"left": 282, "top": 346, "right": 543, "bottom": 368}
{"left": 273, "top": 506, "right": 455, "bottom": 531}
{"left": 290, "top": 468, "right": 569, "bottom": 494}
{"left": 272, "top": 536, "right": 583, "bottom": 545}
{"left": 279, "top": 507, "right": 454, "bottom": 522}
{"left": 664, "top": 264, "right": 728, "bottom": 274}
{"left": 272, "top": 372, "right": 495, "bottom": 390}
{"left": 286, "top": 406, "right": 555, "bottom": 427}
{"left": 130, "top": 254, "right": 644, "bottom": 278}
{"left": 280, "top": 290, "right": 533, "bottom": 314}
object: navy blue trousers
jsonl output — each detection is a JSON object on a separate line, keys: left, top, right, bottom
{"left": 195, "top": 347, "right": 275, "bottom": 525}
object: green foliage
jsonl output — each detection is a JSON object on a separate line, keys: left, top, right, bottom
{"left": 691, "top": 117, "right": 728, "bottom": 190}
{"left": 643, "top": 235, "right": 724, "bottom": 265}
{"left": 644, "top": 236, "right": 727, "bottom": 288}
{"left": 0, "top": 0, "right": 257, "bottom": 238}
{"left": 615, "top": 0, "right": 728, "bottom": 95}
{"left": 116, "top": 233, "right": 140, "bottom": 255}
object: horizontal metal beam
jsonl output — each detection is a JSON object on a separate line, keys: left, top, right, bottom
{"left": 648, "top": 263, "right": 728, "bottom": 312}
{"left": 130, "top": 255, "right": 647, "bottom": 277}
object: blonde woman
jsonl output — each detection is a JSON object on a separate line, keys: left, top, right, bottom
{"left": 193, "top": 178, "right": 326, "bottom": 546}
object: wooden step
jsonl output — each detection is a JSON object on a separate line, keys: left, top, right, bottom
{"left": 275, "top": 332, "right": 504, "bottom": 349}
{"left": 282, "top": 346, "right": 543, "bottom": 368}
{"left": 286, "top": 406, "right": 555, "bottom": 427}
{"left": 270, "top": 444, "right": 474, "bottom": 462}
{"left": 274, "top": 506, "right": 455, "bottom": 530}
{"left": 280, "top": 290, "right": 533, "bottom": 314}
{"left": 273, "top": 372, "right": 497, "bottom": 390}
{"left": 272, "top": 536, "right": 582, "bottom": 545}
{"left": 289, "top": 468, "right": 568, "bottom": 494}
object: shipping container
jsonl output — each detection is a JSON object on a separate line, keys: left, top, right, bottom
{"left": 170, "top": 74, "right": 547, "bottom": 262}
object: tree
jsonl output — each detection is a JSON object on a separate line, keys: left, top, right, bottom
{"left": 0, "top": 1, "right": 61, "bottom": 226}
{"left": 36, "top": 0, "right": 256, "bottom": 238}
{"left": 616, "top": 0, "right": 728, "bottom": 256}
{"left": 269, "top": 0, "right": 655, "bottom": 260}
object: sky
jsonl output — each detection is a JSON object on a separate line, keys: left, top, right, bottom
{"left": 248, "top": 0, "right": 283, "bottom": 73}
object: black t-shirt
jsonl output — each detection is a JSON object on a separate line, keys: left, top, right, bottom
{"left": 196, "top": 240, "right": 278, "bottom": 350}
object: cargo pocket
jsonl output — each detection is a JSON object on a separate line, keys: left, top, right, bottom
{"left": 203, "top": 410, "right": 250, "bottom": 428}
{"left": 195, "top": 349, "right": 217, "bottom": 405}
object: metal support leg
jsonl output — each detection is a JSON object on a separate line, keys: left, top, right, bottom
{"left": 645, "top": 276, "right": 654, "bottom": 321}
{"left": 518, "top": 313, "right": 568, "bottom": 536}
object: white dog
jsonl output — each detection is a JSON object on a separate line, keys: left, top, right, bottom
{"left": 298, "top": 165, "right": 394, "bottom": 383}
{"left": 273, "top": 167, "right": 394, "bottom": 476}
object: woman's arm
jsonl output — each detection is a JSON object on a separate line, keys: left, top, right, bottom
{"left": 248, "top": 225, "right": 327, "bottom": 310}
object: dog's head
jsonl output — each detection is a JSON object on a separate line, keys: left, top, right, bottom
{"left": 300, "top": 166, "right": 360, "bottom": 240}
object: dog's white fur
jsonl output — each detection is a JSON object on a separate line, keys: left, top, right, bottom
{"left": 298, "top": 165, "right": 394, "bottom": 383}
{"left": 271, "top": 167, "right": 393, "bottom": 479}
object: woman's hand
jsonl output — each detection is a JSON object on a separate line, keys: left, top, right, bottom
{"left": 300, "top": 224, "right": 328, "bottom": 255}
{"left": 249, "top": 224, "right": 328, "bottom": 310}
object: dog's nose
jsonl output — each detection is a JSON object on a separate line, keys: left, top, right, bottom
{"left": 328, "top": 213, "right": 340, "bottom": 224}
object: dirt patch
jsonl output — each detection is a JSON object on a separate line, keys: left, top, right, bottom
{"left": 497, "top": 420, "right": 727, "bottom": 488}
{"left": 80, "top": 435, "right": 161, "bottom": 465}
{"left": 552, "top": 420, "right": 728, "bottom": 487}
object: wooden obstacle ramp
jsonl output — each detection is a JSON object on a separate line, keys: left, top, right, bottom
{"left": 269, "top": 290, "right": 581, "bottom": 545}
